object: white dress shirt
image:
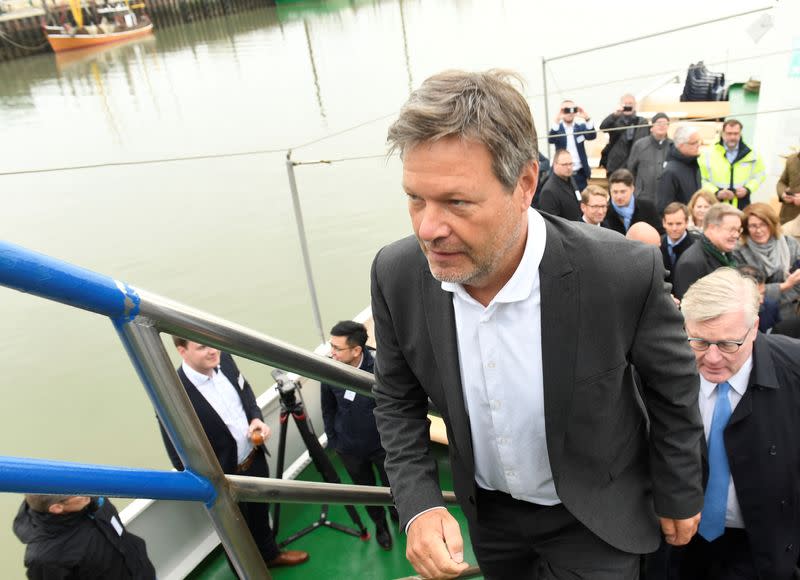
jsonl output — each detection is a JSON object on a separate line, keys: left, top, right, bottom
{"left": 182, "top": 361, "right": 253, "bottom": 464}
{"left": 697, "top": 356, "right": 752, "bottom": 529}
{"left": 443, "top": 208, "right": 558, "bottom": 505}
{"left": 552, "top": 120, "right": 594, "bottom": 173}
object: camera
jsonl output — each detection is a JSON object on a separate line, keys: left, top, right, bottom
{"left": 622, "top": 105, "right": 634, "bottom": 112}
{"left": 562, "top": 106, "right": 578, "bottom": 114}
{"left": 271, "top": 368, "right": 301, "bottom": 396}
{"left": 790, "top": 259, "right": 800, "bottom": 273}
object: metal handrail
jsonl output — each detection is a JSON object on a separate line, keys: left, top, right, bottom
{"left": 0, "top": 240, "right": 460, "bottom": 579}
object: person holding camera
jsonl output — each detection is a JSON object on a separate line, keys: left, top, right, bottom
{"left": 547, "top": 99, "right": 596, "bottom": 192}
{"left": 599, "top": 93, "right": 649, "bottom": 176}
{"left": 158, "top": 338, "right": 309, "bottom": 570}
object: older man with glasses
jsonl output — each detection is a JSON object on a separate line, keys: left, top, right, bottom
{"left": 666, "top": 268, "right": 800, "bottom": 580}
{"left": 672, "top": 203, "right": 743, "bottom": 300}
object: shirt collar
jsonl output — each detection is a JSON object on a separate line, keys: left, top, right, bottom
{"left": 441, "top": 208, "right": 546, "bottom": 306}
{"left": 182, "top": 361, "right": 217, "bottom": 387}
{"left": 667, "top": 232, "right": 687, "bottom": 247}
{"left": 699, "top": 355, "right": 753, "bottom": 400}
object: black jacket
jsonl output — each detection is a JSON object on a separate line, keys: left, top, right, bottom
{"left": 657, "top": 144, "right": 701, "bottom": 212}
{"left": 660, "top": 233, "right": 695, "bottom": 284}
{"left": 321, "top": 348, "right": 383, "bottom": 457}
{"left": 159, "top": 352, "right": 263, "bottom": 473}
{"left": 602, "top": 197, "right": 664, "bottom": 235}
{"left": 671, "top": 239, "right": 732, "bottom": 299}
{"left": 599, "top": 113, "right": 649, "bottom": 174}
{"left": 13, "top": 498, "right": 155, "bottom": 580}
{"left": 537, "top": 173, "right": 583, "bottom": 221}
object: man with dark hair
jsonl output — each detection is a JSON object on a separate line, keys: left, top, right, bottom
{"left": 661, "top": 202, "right": 695, "bottom": 285}
{"left": 537, "top": 149, "right": 583, "bottom": 221}
{"left": 700, "top": 119, "right": 765, "bottom": 210}
{"left": 13, "top": 494, "right": 156, "bottom": 579}
{"left": 159, "top": 338, "right": 308, "bottom": 569}
{"left": 672, "top": 203, "right": 743, "bottom": 300}
{"left": 321, "top": 320, "right": 398, "bottom": 550}
{"left": 602, "top": 168, "right": 662, "bottom": 235}
{"left": 627, "top": 112, "right": 671, "bottom": 205}
{"left": 599, "top": 93, "right": 650, "bottom": 175}
{"left": 548, "top": 99, "right": 596, "bottom": 192}
{"left": 375, "top": 69, "right": 703, "bottom": 580}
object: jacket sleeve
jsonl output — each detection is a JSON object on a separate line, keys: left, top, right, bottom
{"left": 656, "top": 170, "right": 678, "bottom": 214}
{"left": 776, "top": 162, "right": 789, "bottom": 198}
{"left": 158, "top": 419, "right": 185, "bottom": 471}
{"left": 629, "top": 247, "right": 704, "bottom": 519}
{"left": 672, "top": 252, "right": 706, "bottom": 300}
{"left": 626, "top": 141, "right": 641, "bottom": 175}
{"left": 320, "top": 384, "right": 338, "bottom": 448}
{"left": 744, "top": 153, "right": 766, "bottom": 194}
{"left": 699, "top": 151, "right": 718, "bottom": 195}
{"left": 537, "top": 187, "right": 561, "bottom": 217}
{"left": 25, "top": 564, "right": 73, "bottom": 580}
{"left": 547, "top": 125, "right": 563, "bottom": 146}
{"left": 581, "top": 121, "right": 597, "bottom": 141}
{"left": 599, "top": 114, "right": 617, "bottom": 131}
{"left": 370, "top": 249, "right": 443, "bottom": 530}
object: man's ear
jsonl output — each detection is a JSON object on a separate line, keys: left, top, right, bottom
{"left": 48, "top": 504, "right": 64, "bottom": 515}
{"left": 517, "top": 160, "right": 538, "bottom": 209}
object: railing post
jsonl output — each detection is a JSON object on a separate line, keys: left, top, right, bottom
{"left": 541, "top": 56, "right": 550, "bottom": 158}
{"left": 115, "top": 316, "right": 271, "bottom": 580}
{"left": 285, "top": 150, "right": 326, "bottom": 344}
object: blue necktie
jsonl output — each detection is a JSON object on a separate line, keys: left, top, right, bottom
{"left": 698, "top": 381, "right": 732, "bottom": 541}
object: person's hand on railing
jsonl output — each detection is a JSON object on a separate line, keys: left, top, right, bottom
{"left": 406, "top": 509, "right": 469, "bottom": 579}
{"left": 248, "top": 419, "right": 271, "bottom": 446}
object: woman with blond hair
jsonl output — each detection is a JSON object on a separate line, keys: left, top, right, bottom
{"left": 734, "top": 202, "right": 800, "bottom": 320}
{"left": 686, "top": 189, "right": 717, "bottom": 234}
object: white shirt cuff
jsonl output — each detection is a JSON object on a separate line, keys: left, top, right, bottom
{"left": 404, "top": 506, "right": 447, "bottom": 534}
{"left": 584, "top": 120, "right": 594, "bottom": 129}
{"left": 550, "top": 123, "right": 561, "bottom": 131}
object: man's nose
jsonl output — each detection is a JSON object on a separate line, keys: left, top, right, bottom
{"left": 416, "top": 205, "right": 450, "bottom": 242}
{"left": 704, "top": 345, "right": 724, "bottom": 362}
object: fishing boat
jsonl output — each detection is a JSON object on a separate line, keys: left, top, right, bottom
{"left": 43, "top": 1, "right": 152, "bottom": 53}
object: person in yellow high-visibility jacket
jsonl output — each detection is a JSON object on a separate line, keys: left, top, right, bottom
{"left": 700, "top": 119, "right": 765, "bottom": 211}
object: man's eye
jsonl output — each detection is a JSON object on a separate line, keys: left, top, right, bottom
{"left": 449, "top": 199, "right": 468, "bottom": 207}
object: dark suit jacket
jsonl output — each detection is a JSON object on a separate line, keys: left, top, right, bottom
{"left": 700, "top": 333, "right": 800, "bottom": 579}
{"left": 537, "top": 173, "right": 583, "bottom": 221}
{"left": 671, "top": 240, "right": 730, "bottom": 300}
{"left": 548, "top": 122, "right": 596, "bottom": 181}
{"left": 602, "top": 197, "right": 664, "bottom": 235}
{"left": 660, "top": 233, "right": 695, "bottom": 284}
{"left": 371, "top": 213, "right": 704, "bottom": 554}
{"left": 321, "top": 348, "right": 383, "bottom": 457}
{"left": 159, "top": 352, "right": 263, "bottom": 473}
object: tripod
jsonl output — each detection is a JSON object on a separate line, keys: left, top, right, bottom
{"left": 270, "top": 370, "right": 369, "bottom": 547}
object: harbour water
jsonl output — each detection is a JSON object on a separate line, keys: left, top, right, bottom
{"left": 1, "top": 0, "right": 798, "bottom": 574}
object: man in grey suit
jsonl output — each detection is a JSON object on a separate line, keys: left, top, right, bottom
{"left": 371, "top": 70, "right": 705, "bottom": 579}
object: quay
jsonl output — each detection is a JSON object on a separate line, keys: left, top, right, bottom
{"left": 0, "top": 0, "right": 276, "bottom": 61}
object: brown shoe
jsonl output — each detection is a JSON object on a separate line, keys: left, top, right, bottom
{"left": 267, "top": 550, "right": 309, "bottom": 567}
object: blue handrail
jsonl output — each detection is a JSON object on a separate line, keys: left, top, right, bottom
{"left": 0, "top": 456, "right": 216, "bottom": 505}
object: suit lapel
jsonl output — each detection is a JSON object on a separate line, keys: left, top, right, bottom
{"left": 421, "top": 267, "right": 475, "bottom": 475}
{"left": 539, "top": 220, "right": 578, "bottom": 476}
{"left": 179, "top": 367, "right": 230, "bottom": 437}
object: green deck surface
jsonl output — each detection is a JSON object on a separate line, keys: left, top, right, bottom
{"left": 188, "top": 445, "right": 482, "bottom": 579}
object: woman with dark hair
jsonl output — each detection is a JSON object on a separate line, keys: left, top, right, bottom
{"left": 734, "top": 202, "right": 800, "bottom": 321}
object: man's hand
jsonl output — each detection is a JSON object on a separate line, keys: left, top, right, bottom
{"left": 735, "top": 186, "right": 748, "bottom": 198}
{"left": 248, "top": 419, "right": 271, "bottom": 443}
{"left": 659, "top": 513, "right": 701, "bottom": 546}
{"left": 406, "top": 509, "right": 469, "bottom": 579}
{"left": 717, "top": 188, "right": 734, "bottom": 201}
{"left": 578, "top": 106, "right": 590, "bottom": 121}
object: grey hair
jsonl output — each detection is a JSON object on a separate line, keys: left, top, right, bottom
{"left": 703, "top": 203, "right": 743, "bottom": 231}
{"left": 681, "top": 268, "right": 760, "bottom": 326}
{"left": 387, "top": 69, "right": 538, "bottom": 191}
{"left": 673, "top": 125, "right": 699, "bottom": 147}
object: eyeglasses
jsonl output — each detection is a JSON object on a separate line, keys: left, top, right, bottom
{"left": 747, "top": 221, "right": 768, "bottom": 231}
{"left": 584, "top": 204, "right": 607, "bottom": 210}
{"left": 329, "top": 343, "right": 353, "bottom": 353}
{"left": 687, "top": 327, "right": 751, "bottom": 353}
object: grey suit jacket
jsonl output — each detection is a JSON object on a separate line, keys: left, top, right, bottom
{"left": 370, "top": 212, "right": 704, "bottom": 554}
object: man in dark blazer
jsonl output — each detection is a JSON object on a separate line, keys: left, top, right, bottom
{"left": 603, "top": 168, "right": 663, "bottom": 235}
{"left": 672, "top": 203, "right": 743, "bottom": 299}
{"left": 158, "top": 338, "right": 308, "bottom": 569}
{"left": 676, "top": 268, "right": 800, "bottom": 579}
{"left": 537, "top": 149, "right": 583, "bottom": 221}
{"left": 321, "top": 320, "right": 398, "bottom": 550}
{"left": 661, "top": 202, "right": 696, "bottom": 285}
{"left": 375, "top": 70, "right": 704, "bottom": 579}
{"left": 548, "top": 99, "right": 596, "bottom": 192}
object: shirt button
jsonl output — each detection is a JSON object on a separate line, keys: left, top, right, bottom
{"left": 769, "top": 445, "right": 777, "bottom": 456}
{"left": 487, "top": 362, "right": 496, "bottom": 369}
{"left": 490, "top": 400, "right": 501, "bottom": 410}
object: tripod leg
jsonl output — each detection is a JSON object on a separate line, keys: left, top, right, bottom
{"left": 271, "top": 410, "right": 290, "bottom": 537}
{"left": 292, "top": 410, "right": 369, "bottom": 535}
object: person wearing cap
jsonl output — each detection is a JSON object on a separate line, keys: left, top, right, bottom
{"left": 626, "top": 113, "right": 672, "bottom": 206}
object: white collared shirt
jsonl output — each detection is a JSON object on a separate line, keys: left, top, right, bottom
{"left": 697, "top": 356, "right": 752, "bottom": 529}
{"left": 552, "top": 120, "right": 594, "bottom": 173}
{"left": 182, "top": 361, "right": 253, "bottom": 464}
{"left": 442, "top": 208, "right": 558, "bottom": 505}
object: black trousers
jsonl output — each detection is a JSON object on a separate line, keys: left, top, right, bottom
{"left": 468, "top": 488, "right": 640, "bottom": 580}
{"left": 336, "top": 449, "right": 397, "bottom": 527}
{"left": 238, "top": 451, "right": 279, "bottom": 562}
{"left": 672, "top": 528, "right": 757, "bottom": 580}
